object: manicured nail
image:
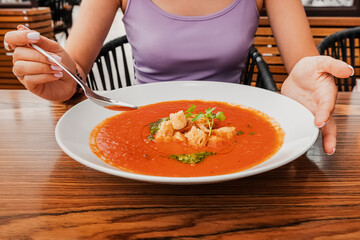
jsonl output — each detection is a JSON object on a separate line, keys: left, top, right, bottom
{"left": 26, "top": 32, "right": 40, "bottom": 41}
{"left": 54, "top": 72, "right": 63, "bottom": 78}
{"left": 51, "top": 65, "right": 62, "bottom": 71}
{"left": 4, "top": 40, "right": 11, "bottom": 51}
{"left": 17, "top": 24, "right": 30, "bottom": 30}
{"left": 348, "top": 64, "right": 355, "bottom": 76}
{"left": 316, "top": 121, "right": 326, "bottom": 128}
{"left": 48, "top": 55, "right": 62, "bottom": 63}
{"left": 327, "top": 147, "right": 336, "bottom": 155}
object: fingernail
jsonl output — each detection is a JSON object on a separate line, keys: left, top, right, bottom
{"left": 348, "top": 64, "right": 355, "bottom": 76}
{"left": 17, "top": 24, "right": 30, "bottom": 30}
{"left": 26, "top": 32, "right": 40, "bottom": 41}
{"left": 316, "top": 121, "right": 326, "bottom": 128}
{"left": 51, "top": 65, "right": 62, "bottom": 71}
{"left": 4, "top": 40, "right": 11, "bottom": 51}
{"left": 54, "top": 72, "right": 63, "bottom": 78}
{"left": 327, "top": 147, "right": 336, "bottom": 155}
{"left": 48, "top": 55, "right": 62, "bottom": 63}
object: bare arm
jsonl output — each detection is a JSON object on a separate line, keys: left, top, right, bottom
{"left": 265, "top": 0, "right": 318, "bottom": 73}
{"left": 4, "top": 0, "right": 121, "bottom": 102}
{"left": 65, "top": 0, "right": 121, "bottom": 78}
{"left": 266, "top": 0, "right": 354, "bottom": 154}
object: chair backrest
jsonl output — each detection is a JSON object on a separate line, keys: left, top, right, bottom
{"left": 87, "top": 36, "right": 133, "bottom": 91}
{"left": 88, "top": 35, "right": 277, "bottom": 91}
{"left": 37, "top": 0, "right": 73, "bottom": 36}
{"left": 317, "top": 27, "right": 360, "bottom": 92}
{"left": 241, "top": 46, "right": 277, "bottom": 91}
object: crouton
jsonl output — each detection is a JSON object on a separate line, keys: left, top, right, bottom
{"left": 173, "top": 131, "right": 187, "bottom": 143}
{"left": 212, "top": 127, "right": 236, "bottom": 140}
{"left": 207, "top": 135, "right": 223, "bottom": 147}
{"left": 155, "top": 121, "right": 174, "bottom": 142}
{"left": 184, "top": 126, "right": 208, "bottom": 148}
{"left": 196, "top": 122, "right": 210, "bottom": 133}
{"left": 186, "top": 114, "right": 211, "bottom": 132}
{"left": 178, "top": 119, "right": 195, "bottom": 134}
{"left": 170, "top": 110, "right": 187, "bottom": 130}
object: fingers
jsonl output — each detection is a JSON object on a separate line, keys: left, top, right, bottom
{"left": 5, "top": 25, "right": 63, "bottom": 53}
{"left": 316, "top": 56, "right": 354, "bottom": 79}
{"left": 320, "top": 116, "right": 337, "bottom": 155}
{"left": 314, "top": 85, "right": 337, "bottom": 127}
{"left": 4, "top": 29, "right": 40, "bottom": 49}
{"left": 13, "top": 47, "right": 62, "bottom": 65}
{"left": 13, "top": 60, "right": 63, "bottom": 76}
{"left": 315, "top": 107, "right": 331, "bottom": 128}
{"left": 9, "top": 25, "right": 64, "bottom": 85}
{"left": 4, "top": 39, "right": 11, "bottom": 51}
{"left": 18, "top": 73, "right": 63, "bottom": 92}
{"left": 21, "top": 73, "right": 63, "bottom": 86}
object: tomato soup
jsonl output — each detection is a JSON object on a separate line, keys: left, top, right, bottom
{"left": 90, "top": 100, "right": 284, "bottom": 177}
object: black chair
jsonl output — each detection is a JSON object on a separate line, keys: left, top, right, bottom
{"left": 38, "top": 0, "right": 75, "bottom": 38}
{"left": 317, "top": 27, "right": 360, "bottom": 92}
{"left": 88, "top": 35, "right": 277, "bottom": 92}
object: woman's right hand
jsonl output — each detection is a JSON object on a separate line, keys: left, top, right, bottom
{"left": 4, "top": 25, "right": 79, "bottom": 102}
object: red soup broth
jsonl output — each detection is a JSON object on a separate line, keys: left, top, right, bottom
{"left": 89, "top": 100, "right": 285, "bottom": 177}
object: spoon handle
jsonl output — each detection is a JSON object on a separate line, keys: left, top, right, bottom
{"left": 30, "top": 43, "right": 138, "bottom": 111}
{"left": 30, "top": 43, "right": 90, "bottom": 93}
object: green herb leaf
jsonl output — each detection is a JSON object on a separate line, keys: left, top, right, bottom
{"left": 192, "top": 112, "right": 204, "bottom": 121}
{"left": 215, "top": 111, "right": 225, "bottom": 121}
{"left": 185, "top": 105, "right": 226, "bottom": 137}
{"left": 186, "top": 104, "right": 196, "bottom": 113}
{"left": 205, "top": 107, "right": 216, "bottom": 118}
{"left": 237, "top": 131, "right": 244, "bottom": 135}
{"left": 249, "top": 132, "right": 255, "bottom": 135}
{"left": 169, "top": 151, "right": 216, "bottom": 164}
{"left": 205, "top": 107, "right": 215, "bottom": 113}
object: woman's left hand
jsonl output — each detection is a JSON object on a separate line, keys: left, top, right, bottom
{"left": 281, "top": 56, "right": 354, "bottom": 155}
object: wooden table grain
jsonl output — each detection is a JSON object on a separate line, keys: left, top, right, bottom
{"left": 1, "top": 90, "right": 360, "bottom": 239}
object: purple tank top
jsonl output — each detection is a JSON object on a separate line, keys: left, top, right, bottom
{"left": 122, "top": 0, "right": 259, "bottom": 84}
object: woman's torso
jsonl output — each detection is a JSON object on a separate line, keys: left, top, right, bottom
{"left": 122, "top": 0, "right": 261, "bottom": 84}
{"left": 120, "top": 0, "right": 264, "bottom": 15}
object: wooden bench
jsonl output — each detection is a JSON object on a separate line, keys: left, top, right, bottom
{"left": 254, "top": 16, "right": 360, "bottom": 89}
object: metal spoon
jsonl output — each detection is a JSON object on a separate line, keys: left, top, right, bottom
{"left": 30, "top": 43, "right": 138, "bottom": 111}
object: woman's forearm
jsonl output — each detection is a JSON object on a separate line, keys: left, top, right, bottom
{"left": 265, "top": 0, "right": 319, "bottom": 73}
{"left": 65, "top": 0, "right": 120, "bottom": 76}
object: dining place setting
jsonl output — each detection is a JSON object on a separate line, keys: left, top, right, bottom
{"left": 2, "top": 1, "right": 360, "bottom": 238}
{"left": 2, "top": 33, "right": 360, "bottom": 240}
{"left": 1, "top": 71, "right": 360, "bottom": 238}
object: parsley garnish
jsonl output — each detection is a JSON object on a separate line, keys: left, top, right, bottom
{"left": 185, "top": 105, "right": 225, "bottom": 137}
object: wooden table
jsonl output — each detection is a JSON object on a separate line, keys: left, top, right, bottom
{"left": 1, "top": 90, "right": 360, "bottom": 239}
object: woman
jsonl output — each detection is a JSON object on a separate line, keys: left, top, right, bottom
{"left": 4, "top": 0, "right": 354, "bottom": 155}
